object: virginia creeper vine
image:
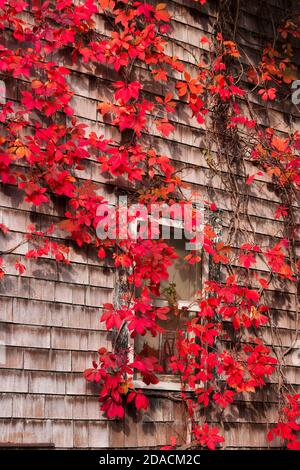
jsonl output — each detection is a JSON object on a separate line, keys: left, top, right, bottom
{"left": 0, "top": 0, "right": 299, "bottom": 450}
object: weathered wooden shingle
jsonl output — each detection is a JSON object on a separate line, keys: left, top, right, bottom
{"left": 0, "top": 0, "right": 299, "bottom": 450}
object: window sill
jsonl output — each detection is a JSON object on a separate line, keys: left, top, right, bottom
{"left": 133, "top": 378, "right": 182, "bottom": 391}
{"left": 152, "top": 299, "right": 200, "bottom": 312}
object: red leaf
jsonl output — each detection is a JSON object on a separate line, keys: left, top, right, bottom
{"left": 246, "top": 174, "right": 256, "bottom": 185}
{"left": 156, "top": 119, "right": 174, "bottom": 136}
{"left": 135, "top": 392, "right": 149, "bottom": 411}
{"left": 213, "top": 390, "right": 235, "bottom": 408}
{"left": 19, "top": 182, "right": 49, "bottom": 206}
{"left": 127, "top": 391, "right": 136, "bottom": 404}
{"left": 258, "top": 87, "right": 276, "bottom": 101}
{"left": 98, "top": 0, "right": 115, "bottom": 10}
{"left": 272, "top": 135, "right": 288, "bottom": 153}
{"left": 114, "top": 81, "right": 142, "bottom": 103}
{"left": 0, "top": 223, "right": 9, "bottom": 234}
{"left": 15, "top": 260, "right": 26, "bottom": 275}
{"left": 104, "top": 401, "right": 125, "bottom": 419}
{"left": 97, "top": 247, "right": 106, "bottom": 259}
{"left": 287, "top": 441, "right": 300, "bottom": 450}
{"left": 155, "top": 4, "right": 170, "bottom": 22}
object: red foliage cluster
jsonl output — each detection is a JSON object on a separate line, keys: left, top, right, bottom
{"left": 84, "top": 347, "right": 160, "bottom": 419}
{"left": 0, "top": 0, "right": 299, "bottom": 450}
{"left": 268, "top": 394, "right": 300, "bottom": 450}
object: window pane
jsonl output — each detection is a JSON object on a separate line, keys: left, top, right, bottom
{"left": 135, "top": 233, "right": 201, "bottom": 378}
{"left": 135, "top": 308, "right": 189, "bottom": 376}
{"left": 162, "top": 236, "right": 201, "bottom": 300}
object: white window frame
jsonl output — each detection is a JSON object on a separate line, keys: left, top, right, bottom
{"left": 112, "top": 200, "right": 221, "bottom": 391}
{"left": 0, "top": 80, "right": 6, "bottom": 104}
{"left": 131, "top": 213, "right": 208, "bottom": 391}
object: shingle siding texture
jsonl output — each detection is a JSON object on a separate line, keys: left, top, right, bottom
{"left": 0, "top": 0, "right": 299, "bottom": 449}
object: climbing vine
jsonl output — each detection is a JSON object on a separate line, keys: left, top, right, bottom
{"left": 0, "top": 0, "right": 299, "bottom": 450}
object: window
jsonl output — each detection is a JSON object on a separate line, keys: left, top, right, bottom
{"left": 134, "top": 216, "right": 204, "bottom": 388}
{"left": 113, "top": 201, "right": 222, "bottom": 390}
{"left": 135, "top": 233, "right": 202, "bottom": 381}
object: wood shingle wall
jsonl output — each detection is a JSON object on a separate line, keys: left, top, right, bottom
{"left": 0, "top": 0, "right": 299, "bottom": 448}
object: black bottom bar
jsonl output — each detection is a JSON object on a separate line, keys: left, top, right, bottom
{"left": 0, "top": 450, "right": 299, "bottom": 468}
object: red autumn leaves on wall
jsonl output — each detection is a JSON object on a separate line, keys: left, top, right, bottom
{"left": 0, "top": 0, "right": 299, "bottom": 450}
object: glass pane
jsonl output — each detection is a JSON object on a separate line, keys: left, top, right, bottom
{"left": 162, "top": 237, "right": 201, "bottom": 301}
{"left": 135, "top": 308, "right": 189, "bottom": 375}
{"left": 135, "top": 232, "right": 201, "bottom": 377}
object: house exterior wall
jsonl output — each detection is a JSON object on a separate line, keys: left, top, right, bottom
{"left": 0, "top": 0, "right": 299, "bottom": 449}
